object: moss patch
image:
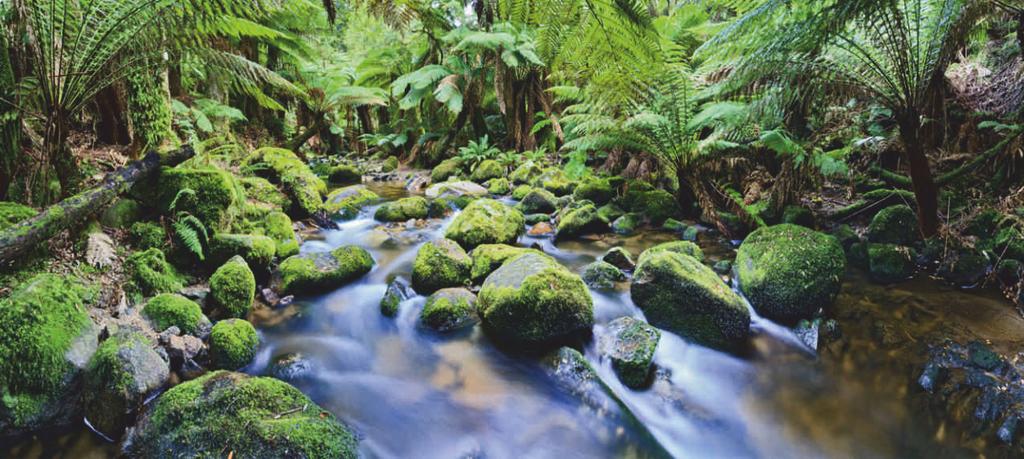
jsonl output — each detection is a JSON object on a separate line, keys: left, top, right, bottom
{"left": 246, "top": 147, "right": 327, "bottom": 217}
{"left": 867, "top": 205, "right": 918, "bottom": 245}
{"left": 159, "top": 166, "right": 243, "bottom": 231}
{"left": 127, "top": 249, "right": 185, "bottom": 297}
{"left": 573, "top": 178, "right": 614, "bottom": 205}
{"left": 129, "top": 222, "right": 167, "bottom": 250}
{"left": 599, "top": 317, "right": 660, "bottom": 389}
{"left": 509, "top": 161, "right": 542, "bottom": 184}
{"left": 519, "top": 188, "right": 558, "bottom": 214}
{"left": 581, "top": 261, "right": 625, "bottom": 290}
{"left": 420, "top": 288, "right": 478, "bottom": 333}
{"left": 324, "top": 185, "right": 380, "bottom": 219}
{"left": 412, "top": 239, "right": 471, "bottom": 293}
{"left": 278, "top": 245, "right": 374, "bottom": 294}
{"left": 469, "top": 244, "right": 551, "bottom": 282}
{"left": 638, "top": 241, "right": 704, "bottom": 265}
{"left": 375, "top": 197, "right": 429, "bottom": 222}
{"left": 210, "top": 256, "right": 256, "bottom": 319}
{"left": 0, "top": 201, "right": 36, "bottom": 231}
{"left": 209, "top": 234, "right": 276, "bottom": 271}
{"left": 471, "top": 159, "right": 504, "bottom": 183}
{"left": 143, "top": 294, "right": 207, "bottom": 334}
{"left": 208, "top": 319, "right": 259, "bottom": 370}
{"left": 867, "top": 243, "right": 916, "bottom": 284}
{"left": 100, "top": 199, "right": 142, "bottom": 228}
{"left": 445, "top": 199, "right": 525, "bottom": 249}
{"left": 557, "top": 204, "right": 606, "bottom": 238}
{"left": 431, "top": 158, "right": 463, "bottom": 182}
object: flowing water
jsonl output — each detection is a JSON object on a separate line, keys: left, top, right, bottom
{"left": 4, "top": 181, "right": 1022, "bottom": 458}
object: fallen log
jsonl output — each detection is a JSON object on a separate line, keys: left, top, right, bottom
{"left": 0, "top": 147, "right": 194, "bottom": 269}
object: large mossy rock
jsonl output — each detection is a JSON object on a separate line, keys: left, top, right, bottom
{"left": 867, "top": 205, "right": 918, "bottom": 245}
{"left": 531, "top": 168, "right": 575, "bottom": 196}
{"left": 374, "top": 197, "right": 429, "bottom": 222}
{"left": 478, "top": 253, "right": 593, "bottom": 346}
{"left": 0, "top": 201, "right": 36, "bottom": 231}
{"left": 327, "top": 164, "right": 362, "bottom": 184}
{"left": 0, "top": 274, "right": 100, "bottom": 435}
{"left": 637, "top": 241, "right": 704, "bottom": 265}
{"left": 626, "top": 190, "right": 679, "bottom": 225}
{"left": 573, "top": 178, "right": 614, "bottom": 205}
{"left": 262, "top": 211, "right": 300, "bottom": 258}
{"left": 469, "top": 244, "right": 549, "bottom": 282}
{"left": 471, "top": 159, "right": 504, "bottom": 183}
{"left": 486, "top": 177, "right": 511, "bottom": 195}
{"left": 580, "top": 261, "right": 626, "bottom": 290}
{"left": 83, "top": 333, "right": 169, "bottom": 438}
{"left": 126, "top": 248, "right": 185, "bottom": 297}
{"left": 598, "top": 317, "right": 660, "bottom": 389}
{"left": 159, "top": 167, "right": 243, "bottom": 231}
{"left": 420, "top": 288, "right": 479, "bottom": 333}
{"left": 209, "top": 256, "right": 256, "bottom": 319}
{"left": 208, "top": 319, "right": 259, "bottom": 370}
{"left": 100, "top": 198, "right": 142, "bottom": 228}
{"left": 631, "top": 251, "right": 750, "bottom": 349}
{"left": 411, "top": 238, "right": 471, "bottom": 293}
{"left": 208, "top": 233, "right": 276, "bottom": 272}
{"left": 610, "top": 213, "right": 640, "bottom": 235}
{"left": 425, "top": 181, "right": 488, "bottom": 200}
{"left": 240, "top": 176, "right": 291, "bottom": 210}
{"left": 734, "top": 224, "right": 846, "bottom": 322}
{"left": 557, "top": 204, "right": 606, "bottom": 238}
{"left": 277, "top": 246, "right": 374, "bottom": 295}
{"left": 509, "top": 161, "right": 542, "bottom": 184}
{"left": 445, "top": 199, "right": 525, "bottom": 249}
{"left": 431, "top": 158, "right": 463, "bottom": 182}
{"left": 324, "top": 185, "right": 380, "bottom": 219}
{"left": 143, "top": 294, "right": 210, "bottom": 335}
{"left": 245, "top": 148, "right": 327, "bottom": 217}
{"left": 867, "top": 243, "right": 916, "bottom": 284}
{"left": 125, "top": 371, "right": 357, "bottom": 458}
{"left": 129, "top": 222, "right": 167, "bottom": 251}
{"left": 519, "top": 188, "right": 558, "bottom": 214}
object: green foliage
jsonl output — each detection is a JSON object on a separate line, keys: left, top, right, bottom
{"left": 457, "top": 136, "right": 502, "bottom": 171}
{"left": 172, "top": 214, "right": 210, "bottom": 262}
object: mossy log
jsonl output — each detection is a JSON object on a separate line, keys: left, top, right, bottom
{"left": 0, "top": 147, "right": 194, "bottom": 268}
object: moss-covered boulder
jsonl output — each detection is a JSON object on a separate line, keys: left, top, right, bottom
{"left": 0, "top": 201, "right": 36, "bottom": 230}
{"left": 611, "top": 214, "right": 640, "bottom": 235}
{"left": 210, "top": 256, "right": 256, "bottom": 319}
{"left": 509, "top": 161, "right": 542, "bottom": 184}
{"left": 278, "top": 245, "right": 374, "bottom": 294}
{"left": 263, "top": 211, "right": 299, "bottom": 258}
{"left": 382, "top": 156, "right": 399, "bottom": 172}
{"left": 208, "top": 319, "right": 259, "bottom": 370}
{"left": 662, "top": 218, "right": 687, "bottom": 233}
{"left": 478, "top": 253, "right": 593, "bottom": 346}
{"left": 581, "top": 261, "right": 626, "bottom": 290}
{"left": 469, "top": 244, "right": 550, "bottom": 282}
{"left": 486, "top": 177, "right": 511, "bottom": 195}
{"left": 557, "top": 204, "right": 606, "bottom": 238}
{"left": 100, "top": 198, "right": 142, "bottom": 228}
{"left": 425, "top": 180, "right": 489, "bottom": 200}
{"left": 531, "top": 168, "right": 575, "bottom": 196}
{"left": 159, "top": 167, "right": 243, "bottom": 231}
{"left": 602, "top": 247, "right": 636, "bottom": 271}
{"left": 0, "top": 274, "right": 100, "bottom": 435}
{"left": 374, "top": 197, "right": 429, "bottom": 222}
{"left": 412, "top": 239, "right": 471, "bottom": 293}
{"left": 629, "top": 190, "right": 679, "bottom": 225}
{"left": 420, "top": 288, "right": 479, "bottom": 333}
{"left": 129, "top": 222, "right": 167, "bottom": 250}
{"left": 867, "top": 243, "right": 916, "bottom": 284}
{"left": 83, "top": 333, "right": 169, "bottom": 438}
{"left": 511, "top": 185, "right": 532, "bottom": 200}
{"left": 471, "top": 159, "right": 504, "bottom": 183}
{"left": 631, "top": 251, "right": 749, "bottom": 349}
{"left": 245, "top": 148, "right": 326, "bottom": 218}
{"left": 524, "top": 213, "right": 550, "bottom": 225}
{"left": 573, "top": 178, "right": 614, "bottom": 205}
{"left": 831, "top": 224, "right": 860, "bottom": 250}
{"left": 380, "top": 276, "right": 415, "bottom": 317}
{"left": 597, "top": 204, "right": 625, "bottom": 224}
{"left": 637, "top": 241, "right": 704, "bottom": 265}
{"left": 143, "top": 294, "right": 209, "bottom": 335}
{"left": 127, "top": 249, "right": 185, "bottom": 297}
{"left": 445, "top": 199, "right": 525, "bottom": 249}
{"left": 240, "top": 176, "right": 290, "bottom": 209}
{"left": 431, "top": 158, "right": 463, "bottom": 182}
{"left": 207, "top": 234, "right": 275, "bottom": 273}
{"left": 781, "top": 205, "right": 815, "bottom": 228}
{"left": 328, "top": 164, "right": 362, "bottom": 184}
{"left": 734, "top": 224, "right": 846, "bottom": 322}
{"left": 598, "top": 317, "right": 660, "bottom": 389}
{"left": 325, "top": 185, "right": 380, "bottom": 219}
{"left": 519, "top": 188, "right": 558, "bottom": 214}
{"left": 938, "top": 248, "right": 990, "bottom": 287}
{"left": 867, "top": 205, "right": 918, "bottom": 245}
{"left": 125, "top": 371, "right": 357, "bottom": 458}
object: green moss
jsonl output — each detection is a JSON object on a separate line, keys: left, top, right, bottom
{"left": 382, "top": 156, "right": 399, "bottom": 172}
{"left": 208, "top": 319, "right": 259, "bottom": 370}
{"left": 519, "top": 188, "right": 558, "bottom": 214}
{"left": 83, "top": 332, "right": 167, "bottom": 437}
{"left": 781, "top": 205, "right": 815, "bottom": 228}
{"left": 734, "top": 224, "right": 846, "bottom": 322}
{"left": 412, "top": 239, "right": 471, "bottom": 293}
{"left": 209, "top": 234, "right": 276, "bottom": 271}
{"left": 374, "top": 197, "right": 429, "bottom": 222}
{"left": 631, "top": 251, "right": 749, "bottom": 349}
{"left": 471, "top": 159, "right": 504, "bottom": 183}
{"left": 159, "top": 167, "right": 243, "bottom": 231}
{"left": 130, "top": 222, "right": 167, "bottom": 250}
{"left": 100, "top": 199, "right": 142, "bottom": 228}
{"left": 327, "top": 164, "right": 362, "bottom": 184}
{"left": 600, "top": 317, "right": 660, "bottom": 389}
{"left": 143, "top": 294, "right": 207, "bottom": 334}
{"left": 611, "top": 213, "right": 640, "bottom": 235}
{"left": 486, "top": 177, "right": 511, "bottom": 195}
{"left": 867, "top": 243, "right": 916, "bottom": 284}
{"left": 580, "top": 261, "right": 625, "bottom": 289}
{"left": 531, "top": 168, "right": 575, "bottom": 196}
{"left": 469, "top": 244, "right": 550, "bottom": 282}
{"left": 420, "top": 288, "right": 478, "bottom": 332}
{"left": 278, "top": 245, "right": 374, "bottom": 294}
{"left": 991, "top": 226, "right": 1024, "bottom": 260}
{"left": 597, "top": 204, "right": 625, "bottom": 224}
{"left": 0, "top": 201, "right": 36, "bottom": 230}
{"left": 263, "top": 211, "right": 299, "bottom": 258}
{"left": 445, "top": 198, "right": 525, "bottom": 249}
{"left": 478, "top": 253, "right": 593, "bottom": 345}
{"left": 662, "top": 218, "right": 687, "bottom": 233}
{"left": 831, "top": 224, "right": 860, "bottom": 250}
{"left": 867, "top": 205, "right": 918, "bottom": 245}
{"left": 240, "top": 176, "right": 290, "bottom": 209}
{"left": 557, "top": 204, "right": 605, "bottom": 238}
{"left": 126, "top": 371, "right": 356, "bottom": 459}
{"left": 525, "top": 213, "right": 550, "bottom": 225}
{"left": 210, "top": 257, "right": 256, "bottom": 319}
{"left": 511, "top": 185, "right": 533, "bottom": 200}
{"left": 573, "top": 178, "right": 614, "bottom": 205}
{"left": 629, "top": 190, "right": 679, "bottom": 225}
{"left": 431, "top": 158, "right": 463, "bottom": 182}
{"left": 509, "top": 161, "right": 542, "bottom": 184}
{"left": 638, "top": 241, "right": 704, "bottom": 265}
{"left": 324, "top": 185, "right": 380, "bottom": 219}
{"left": 246, "top": 148, "right": 326, "bottom": 217}
{"left": 127, "top": 249, "right": 185, "bottom": 297}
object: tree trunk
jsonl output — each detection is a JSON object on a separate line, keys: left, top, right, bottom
{"left": 0, "top": 147, "right": 195, "bottom": 268}
{"left": 95, "top": 85, "right": 132, "bottom": 145}
{"left": 897, "top": 112, "right": 940, "bottom": 238}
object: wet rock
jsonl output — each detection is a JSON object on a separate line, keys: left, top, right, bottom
{"left": 519, "top": 188, "right": 558, "bottom": 214}
{"left": 445, "top": 199, "right": 525, "bottom": 249}
{"left": 276, "top": 245, "right": 374, "bottom": 294}
{"left": 158, "top": 329, "right": 204, "bottom": 371}
{"left": 867, "top": 205, "right": 919, "bottom": 245}
{"left": 602, "top": 247, "right": 636, "bottom": 271}
{"left": 324, "top": 185, "right": 380, "bottom": 219}
{"left": 412, "top": 238, "right": 472, "bottom": 294}
{"left": 83, "top": 333, "right": 169, "bottom": 438}
{"left": 937, "top": 248, "right": 990, "bottom": 287}
{"left": 509, "top": 161, "right": 542, "bottom": 184}
{"left": 125, "top": 371, "right": 357, "bottom": 458}
{"left": 375, "top": 196, "right": 430, "bottom": 222}
{"left": 470, "top": 159, "right": 504, "bottom": 183}
{"left": 478, "top": 253, "right": 593, "bottom": 346}
{"left": 528, "top": 221, "right": 555, "bottom": 237}
{"left": 631, "top": 251, "right": 750, "bottom": 349}
{"left": 268, "top": 353, "right": 314, "bottom": 382}
{"left": 611, "top": 213, "right": 640, "bottom": 235}
{"left": 637, "top": 241, "right": 704, "bottom": 264}
{"left": 867, "top": 243, "right": 916, "bottom": 284}
{"left": 524, "top": 213, "right": 551, "bottom": 225}
{"left": 208, "top": 319, "right": 259, "bottom": 370}
{"left": 380, "top": 276, "right": 415, "bottom": 317}
{"left": 469, "top": 244, "right": 549, "bottom": 282}
{"left": 425, "top": 181, "right": 488, "bottom": 199}
{"left": 420, "top": 288, "right": 479, "bottom": 333}
{"left": 712, "top": 259, "right": 732, "bottom": 274}
{"left": 734, "top": 224, "right": 846, "bottom": 323}
{"left": 572, "top": 178, "right": 614, "bottom": 205}
{"left": 580, "top": 261, "right": 626, "bottom": 290}
{"left": 556, "top": 204, "right": 606, "bottom": 239}
{"left": 260, "top": 288, "right": 280, "bottom": 305}
{"left": 681, "top": 226, "right": 700, "bottom": 242}
{"left": 431, "top": 158, "right": 463, "bottom": 182}
{"left": 511, "top": 185, "right": 533, "bottom": 200}
{"left": 598, "top": 317, "right": 660, "bottom": 389}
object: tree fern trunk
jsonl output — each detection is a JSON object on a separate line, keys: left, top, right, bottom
{"left": 897, "top": 112, "right": 940, "bottom": 238}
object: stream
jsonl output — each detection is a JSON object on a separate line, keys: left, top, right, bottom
{"left": 5, "top": 181, "right": 1021, "bottom": 458}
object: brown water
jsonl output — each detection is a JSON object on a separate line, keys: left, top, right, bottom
{"left": 3, "top": 181, "right": 1020, "bottom": 458}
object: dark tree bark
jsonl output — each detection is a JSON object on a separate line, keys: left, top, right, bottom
{"left": 0, "top": 147, "right": 195, "bottom": 268}
{"left": 95, "top": 85, "right": 132, "bottom": 145}
{"left": 897, "top": 110, "right": 940, "bottom": 238}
